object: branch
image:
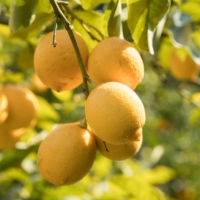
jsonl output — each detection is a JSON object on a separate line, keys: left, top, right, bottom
{"left": 49, "top": 0, "right": 90, "bottom": 101}
{"left": 58, "top": 1, "right": 105, "bottom": 41}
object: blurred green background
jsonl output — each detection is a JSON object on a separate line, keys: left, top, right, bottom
{"left": 0, "top": 0, "right": 200, "bottom": 199}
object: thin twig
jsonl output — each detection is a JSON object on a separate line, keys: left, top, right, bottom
{"left": 53, "top": 17, "right": 58, "bottom": 47}
{"left": 58, "top": 1, "right": 105, "bottom": 41}
{"left": 49, "top": 0, "right": 90, "bottom": 100}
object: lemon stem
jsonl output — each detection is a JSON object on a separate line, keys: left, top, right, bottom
{"left": 49, "top": 0, "right": 90, "bottom": 98}
{"left": 53, "top": 17, "right": 58, "bottom": 47}
{"left": 79, "top": 117, "right": 87, "bottom": 129}
{"left": 103, "top": 141, "right": 109, "bottom": 152}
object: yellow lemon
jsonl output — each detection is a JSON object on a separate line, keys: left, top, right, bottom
{"left": 85, "top": 82, "right": 145, "bottom": 145}
{"left": 37, "top": 123, "right": 96, "bottom": 186}
{"left": 1, "top": 84, "right": 39, "bottom": 130}
{"left": 0, "top": 92, "right": 8, "bottom": 124}
{"left": 169, "top": 49, "right": 199, "bottom": 81}
{"left": 87, "top": 37, "right": 144, "bottom": 90}
{"left": 34, "top": 30, "right": 89, "bottom": 92}
{"left": 94, "top": 133, "right": 143, "bottom": 161}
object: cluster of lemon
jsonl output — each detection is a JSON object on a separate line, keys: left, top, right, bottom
{"left": 34, "top": 29, "right": 145, "bottom": 186}
{"left": 0, "top": 84, "right": 39, "bottom": 149}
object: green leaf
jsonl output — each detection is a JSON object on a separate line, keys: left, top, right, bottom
{"left": 180, "top": 0, "right": 200, "bottom": 21}
{"left": 138, "top": 166, "right": 176, "bottom": 185}
{"left": 36, "top": 0, "right": 53, "bottom": 14}
{"left": 73, "top": 10, "right": 105, "bottom": 50}
{"left": 36, "top": 96, "right": 60, "bottom": 122}
{"left": 0, "top": 145, "right": 38, "bottom": 172}
{"left": 11, "top": 12, "right": 54, "bottom": 40}
{"left": 190, "top": 92, "right": 200, "bottom": 107}
{"left": 92, "top": 155, "right": 112, "bottom": 178}
{"left": 106, "top": 175, "right": 166, "bottom": 200}
{"left": 80, "top": 0, "right": 110, "bottom": 10}
{"left": 0, "top": 24, "right": 10, "bottom": 37}
{"left": 127, "top": 0, "right": 170, "bottom": 53}
{"left": 189, "top": 108, "right": 200, "bottom": 125}
{"left": 187, "top": 92, "right": 200, "bottom": 128}
{"left": 149, "top": 0, "right": 170, "bottom": 30}
{"left": 9, "top": 0, "right": 39, "bottom": 33}
{"left": 105, "top": 0, "right": 124, "bottom": 38}
{"left": 1, "top": 72, "right": 24, "bottom": 84}
{"left": 17, "top": 42, "right": 34, "bottom": 69}
{"left": 101, "top": 181, "right": 128, "bottom": 199}
{"left": 158, "top": 37, "right": 174, "bottom": 68}
{"left": 51, "top": 89, "right": 72, "bottom": 102}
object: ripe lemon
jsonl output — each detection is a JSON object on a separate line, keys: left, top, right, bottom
{"left": 94, "top": 133, "right": 143, "bottom": 161}
{"left": 0, "top": 127, "right": 25, "bottom": 149}
{"left": 34, "top": 30, "right": 89, "bottom": 92}
{"left": 37, "top": 123, "right": 96, "bottom": 186}
{"left": 85, "top": 82, "right": 145, "bottom": 145}
{"left": 87, "top": 37, "right": 144, "bottom": 90}
{"left": 0, "top": 84, "right": 39, "bottom": 130}
{"left": 169, "top": 49, "right": 199, "bottom": 81}
{"left": 0, "top": 92, "right": 8, "bottom": 124}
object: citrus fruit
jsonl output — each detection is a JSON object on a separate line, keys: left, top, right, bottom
{"left": 37, "top": 123, "right": 96, "bottom": 186}
{"left": 169, "top": 49, "right": 199, "bottom": 81}
{"left": 85, "top": 82, "right": 145, "bottom": 145}
{"left": 94, "top": 133, "right": 143, "bottom": 161}
{"left": 9, "top": 0, "right": 37, "bottom": 33}
{"left": 87, "top": 37, "right": 144, "bottom": 90}
{"left": 0, "top": 84, "right": 39, "bottom": 130}
{"left": 0, "top": 127, "right": 25, "bottom": 149}
{"left": 34, "top": 29, "right": 89, "bottom": 92}
{"left": 0, "top": 92, "right": 8, "bottom": 124}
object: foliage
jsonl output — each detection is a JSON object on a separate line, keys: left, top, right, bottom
{"left": 0, "top": 0, "right": 200, "bottom": 199}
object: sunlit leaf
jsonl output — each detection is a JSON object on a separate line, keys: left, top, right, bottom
{"left": 101, "top": 181, "right": 127, "bottom": 199}
{"left": 173, "top": 0, "right": 182, "bottom": 4}
{"left": 92, "top": 155, "right": 112, "bottom": 178}
{"left": 36, "top": 120, "right": 55, "bottom": 132}
{"left": 5, "top": 168, "right": 29, "bottom": 182}
{"left": 11, "top": 12, "right": 54, "bottom": 40}
{"left": 51, "top": 89, "right": 72, "bottom": 102}
{"left": 0, "top": 24, "right": 10, "bottom": 37}
{"left": 17, "top": 42, "right": 34, "bottom": 69}
{"left": 107, "top": 175, "right": 166, "bottom": 200}
{"left": 73, "top": 10, "right": 105, "bottom": 50}
{"left": 190, "top": 92, "right": 200, "bottom": 107}
{"left": 36, "top": 96, "right": 60, "bottom": 121}
{"left": 80, "top": 0, "right": 110, "bottom": 10}
{"left": 73, "top": 20, "right": 98, "bottom": 52}
{"left": 0, "top": 145, "right": 38, "bottom": 172}
{"left": 36, "top": 0, "right": 53, "bottom": 14}
{"left": 180, "top": 1, "right": 200, "bottom": 21}
{"left": 104, "top": 0, "right": 123, "bottom": 38}
{"left": 9, "top": 0, "right": 39, "bottom": 33}
{"left": 158, "top": 37, "right": 174, "bottom": 68}
{"left": 1, "top": 72, "right": 24, "bottom": 84}
{"left": 127, "top": 0, "right": 170, "bottom": 53}
{"left": 189, "top": 108, "right": 200, "bottom": 125}
{"left": 138, "top": 165, "right": 176, "bottom": 185}
{"left": 192, "top": 30, "right": 200, "bottom": 48}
